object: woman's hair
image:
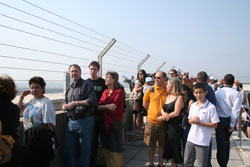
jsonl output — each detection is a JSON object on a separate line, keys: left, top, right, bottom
{"left": 106, "top": 71, "right": 122, "bottom": 89}
{"left": 137, "top": 69, "right": 147, "bottom": 84}
{"left": 0, "top": 74, "right": 17, "bottom": 100}
{"left": 182, "top": 84, "right": 192, "bottom": 95}
{"left": 29, "top": 76, "right": 46, "bottom": 93}
{"left": 182, "top": 76, "right": 193, "bottom": 89}
{"left": 168, "top": 77, "right": 183, "bottom": 95}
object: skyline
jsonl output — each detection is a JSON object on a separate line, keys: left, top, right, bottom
{"left": 0, "top": 0, "right": 249, "bottom": 83}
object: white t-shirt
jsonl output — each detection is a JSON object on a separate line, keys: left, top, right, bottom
{"left": 23, "top": 96, "right": 56, "bottom": 127}
{"left": 187, "top": 100, "right": 219, "bottom": 146}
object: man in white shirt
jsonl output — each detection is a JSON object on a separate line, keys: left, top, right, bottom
{"left": 215, "top": 74, "right": 242, "bottom": 167}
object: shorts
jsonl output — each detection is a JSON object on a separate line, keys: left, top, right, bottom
{"left": 144, "top": 121, "right": 165, "bottom": 148}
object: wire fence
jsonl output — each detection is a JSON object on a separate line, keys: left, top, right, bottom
{"left": 0, "top": 1, "right": 170, "bottom": 94}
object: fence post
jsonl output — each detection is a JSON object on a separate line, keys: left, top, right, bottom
{"left": 156, "top": 61, "right": 166, "bottom": 71}
{"left": 64, "top": 72, "right": 70, "bottom": 94}
{"left": 98, "top": 38, "right": 116, "bottom": 78}
{"left": 137, "top": 54, "right": 150, "bottom": 72}
{"left": 238, "top": 108, "right": 242, "bottom": 147}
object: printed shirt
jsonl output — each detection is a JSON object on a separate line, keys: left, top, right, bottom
{"left": 23, "top": 96, "right": 56, "bottom": 127}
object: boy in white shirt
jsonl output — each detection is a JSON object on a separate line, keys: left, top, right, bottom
{"left": 184, "top": 83, "right": 219, "bottom": 167}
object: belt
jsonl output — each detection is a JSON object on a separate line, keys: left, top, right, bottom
{"left": 67, "top": 110, "right": 94, "bottom": 120}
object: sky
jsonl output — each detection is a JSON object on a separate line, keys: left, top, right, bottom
{"left": 0, "top": 0, "right": 250, "bottom": 85}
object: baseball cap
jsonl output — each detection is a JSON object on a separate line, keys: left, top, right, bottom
{"left": 145, "top": 77, "right": 154, "bottom": 83}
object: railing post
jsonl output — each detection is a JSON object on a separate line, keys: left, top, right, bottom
{"left": 238, "top": 108, "right": 242, "bottom": 147}
{"left": 137, "top": 54, "right": 150, "bottom": 72}
{"left": 64, "top": 72, "right": 70, "bottom": 94}
{"left": 98, "top": 38, "right": 116, "bottom": 77}
{"left": 156, "top": 61, "right": 166, "bottom": 72}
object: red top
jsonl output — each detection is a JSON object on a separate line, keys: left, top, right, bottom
{"left": 97, "top": 88, "right": 124, "bottom": 131}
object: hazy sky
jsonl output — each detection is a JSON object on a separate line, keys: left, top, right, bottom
{"left": 0, "top": 0, "right": 250, "bottom": 84}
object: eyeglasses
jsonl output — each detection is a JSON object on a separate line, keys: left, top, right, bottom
{"left": 154, "top": 77, "right": 161, "bottom": 79}
{"left": 169, "top": 72, "right": 174, "bottom": 75}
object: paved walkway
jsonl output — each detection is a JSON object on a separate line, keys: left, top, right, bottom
{"left": 123, "top": 130, "right": 250, "bottom": 167}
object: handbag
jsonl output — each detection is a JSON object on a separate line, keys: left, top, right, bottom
{"left": 129, "top": 91, "right": 142, "bottom": 100}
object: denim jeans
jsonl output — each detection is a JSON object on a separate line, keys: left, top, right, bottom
{"left": 64, "top": 116, "right": 95, "bottom": 167}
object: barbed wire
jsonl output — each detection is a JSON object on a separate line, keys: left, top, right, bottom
{"left": 19, "top": 1, "right": 150, "bottom": 60}
{"left": 0, "top": 2, "right": 108, "bottom": 44}
{"left": 22, "top": 0, "right": 112, "bottom": 40}
{"left": 102, "top": 61, "right": 136, "bottom": 69}
{"left": 0, "top": 42, "right": 139, "bottom": 71}
{"left": 0, "top": 54, "right": 88, "bottom": 67}
{"left": 113, "top": 45, "right": 146, "bottom": 58}
{"left": 0, "top": 66, "right": 65, "bottom": 73}
{"left": 0, "top": 43, "right": 93, "bottom": 61}
{"left": 0, "top": 24, "right": 101, "bottom": 53}
{"left": 109, "top": 49, "right": 143, "bottom": 61}
{"left": 0, "top": 1, "right": 178, "bottom": 79}
{"left": 0, "top": 14, "right": 105, "bottom": 49}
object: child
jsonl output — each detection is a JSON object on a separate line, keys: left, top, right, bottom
{"left": 184, "top": 83, "right": 219, "bottom": 167}
{"left": 143, "top": 77, "right": 154, "bottom": 94}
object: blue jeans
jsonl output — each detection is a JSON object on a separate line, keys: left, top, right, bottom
{"left": 64, "top": 116, "right": 95, "bottom": 167}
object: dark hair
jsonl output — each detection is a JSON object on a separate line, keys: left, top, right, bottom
{"left": 29, "top": 76, "right": 46, "bottom": 93}
{"left": 88, "top": 61, "right": 100, "bottom": 70}
{"left": 69, "top": 64, "right": 81, "bottom": 72}
{"left": 196, "top": 71, "right": 208, "bottom": 83}
{"left": 0, "top": 74, "right": 17, "bottom": 100}
{"left": 137, "top": 69, "right": 147, "bottom": 84}
{"left": 106, "top": 71, "right": 122, "bottom": 89}
{"left": 193, "top": 82, "right": 206, "bottom": 92}
{"left": 182, "top": 84, "right": 192, "bottom": 95}
{"left": 239, "top": 83, "right": 243, "bottom": 89}
{"left": 224, "top": 74, "right": 234, "bottom": 86}
{"left": 170, "top": 69, "right": 177, "bottom": 75}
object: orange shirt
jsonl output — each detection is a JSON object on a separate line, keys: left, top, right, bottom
{"left": 143, "top": 85, "right": 167, "bottom": 125}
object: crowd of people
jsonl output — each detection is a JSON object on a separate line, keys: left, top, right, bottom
{"left": 0, "top": 62, "right": 248, "bottom": 167}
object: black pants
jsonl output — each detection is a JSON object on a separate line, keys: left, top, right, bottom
{"left": 215, "top": 117, "right": 232, "bottom": 167}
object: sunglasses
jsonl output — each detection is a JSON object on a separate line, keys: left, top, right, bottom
{"left": 154, "top": 77, "right": 161, "bottom": 79}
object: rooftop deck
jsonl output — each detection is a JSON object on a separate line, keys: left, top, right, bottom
{"left": 13, "top": 92, "right": 250, "bottom": 167}
{"left": 123, "top": 130, "right": 250, "bottom": 167}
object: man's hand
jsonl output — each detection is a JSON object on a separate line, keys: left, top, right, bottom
{"left": 62, "top": 104, "right": 67, "bottom": 111}
{"left": 66, "top": 101, "right": 76, "bottom": 110}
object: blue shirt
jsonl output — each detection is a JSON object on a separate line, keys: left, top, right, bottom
{"left": 205, "top": 83, "right": 216, "bottom": 106}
